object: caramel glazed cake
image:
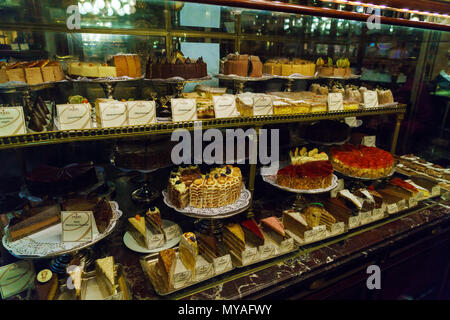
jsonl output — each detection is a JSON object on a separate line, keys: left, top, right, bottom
{"left": 167, "top": 165, "right": 243, "bottom": 209}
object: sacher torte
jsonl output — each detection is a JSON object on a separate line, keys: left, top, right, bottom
{"left": 35, "top": 269, "right": 59, "bottom": 300}
{"left": 197, "top": 233, "right": 227, "bottom": 263}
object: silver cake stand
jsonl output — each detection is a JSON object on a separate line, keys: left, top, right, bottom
{"left": 213, "top": 74, "right": 274, "bottom": 94}
{"left": 262, "top": 172, "right": 339, "bottom": 211}
{"left": 66, "top": 76, "right": 144, "bottom": 99}
{"left": 144, "top": 76, "right": 212, "bottom": 97}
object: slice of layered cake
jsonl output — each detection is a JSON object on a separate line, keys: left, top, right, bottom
{"left": 197, "top": 233, "right": 226, "bottom": 263}
{"left": 128, "top": 214, "right": 150, "bottom": 248}
{"left": 223, "top": 223, "right": 245, "bottom": 253}
{"left": 338, "top": 189, "right": 363, "bottom": 212}
{"left": 241, "top": 219, "right": 265, "bottom": 246}
{"left": 95, "top": 256, "right": 117, "bottom": 296}
{"left": 156, "top": 249, "right": 177, "bottom": 291}
{"left": 261, "top": 216, "right": 286, "bottom": 244}
{"left": 282, "top": 209, "right": 309, "bottom": 239}
{"left": 145, "top": 206, "right": 164, "bottom": 235}
{"left": 179, "top": 232, "right": 198, "bottom": 276}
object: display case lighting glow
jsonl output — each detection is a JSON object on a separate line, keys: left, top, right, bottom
{"left": 77, "top": 0, "right": 135, "bottom": 16}
{"left": 320, "top": 0, "right": 450, "bottom": 19}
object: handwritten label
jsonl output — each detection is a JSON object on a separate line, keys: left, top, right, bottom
{"left": 61, "top": 211, "right": 93, "bottom": 242}
{"left": 0, "top": 107, "right": 26, "bottom": 136}
{"left": 363, "top": 90, "right": 379, "bottom": 108}
{"left": 327, "top": 92, "right": 344, "bottom": 112}
{"left": 163, "top": 224, "right": 180, "bottom": 242}
{"left": 213, "top": 95, "right": 237, "bottom": 118}
{"left": 213, "top": 255, "right": 232, "bottom": 274}
{"left": 171, "top": 98, "right": 197, "bottom": 122}
{"left": 57, "top": 104, "right": 92, "bottom": 130}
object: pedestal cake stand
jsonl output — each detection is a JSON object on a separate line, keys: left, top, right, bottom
{"left": 67, "top": 76, "right": 144, "bottom": 99}
{"left": 213, "top": 74, "right": 274, "bottom": 94}
{"left": 144, "top": 76, "right": 212, "bottom": 97}
{"left": 261, "top": 173, "right": 339, "bottom": 211}
{"left": 162, "top": 186, "right": 251, "bottom": 237}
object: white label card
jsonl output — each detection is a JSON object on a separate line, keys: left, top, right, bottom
{"left": 328, "top": 93, "right": 343, "bottom": 112}
{"left": 363, "top": 91, "right": 379, "bottom": 108}
{"left": 213, "top": 255, "right": 232, "bottom": 274}
{"left": 253, "top": 95, "right": 273, "bottom": 116}
{"left": 259, "top": 244, "right": 275, "bottom": 259}
{"left": 304, "top": 229, "right": 315, "bottom": 243}
{"left": 313, "top": 225, "right": 327, "bottom": 241}
{"left": 61, "top": 211, "right": 93, "bottom": 242}
{"left": 163, "top": 224, "right": 180, "bottom": 242}
{"left": 409, "top": 198, "right": 418, "bottom": 208}
{"left": 349, "top": 216, "right": 360, "bottom": 228}
{"left": 387, "top": 203, "right": 398, "bottom": 214}
{"left": 360, "top": 211, "right": 373, "bottom": 224}
{"left": 242, "top": 247, "right": 258, "bottom": 265}
{"left": 213, "top": 95, "right": 238, "bottom": 118}
{"left": 331, "top": 222, "right": 345, "bottom": 235}
{"left": 280, "top": 238, "right": 294, "bottom": 252}
{"left": 0, "top": 107, "right": 26, "bottom": 136}
{"left": 171, "top": 98, "right": 197, "bottom": 122}
{"left": 57, "top": 104, "right": 92, "bottom": 130}
{"left": 98, "top": 102, "right": 127, "bottom": 128}
{"left": 0, "top": 260, "right": 35, "bottom": 299}
{"left": 362, "top": 135, "right": 376, "bottom": 147}
{"left": 432, "top": 186, "right": 440, "bottom": 197}
{"left": 127, "top": 101, "right": 156, "bottom": 126}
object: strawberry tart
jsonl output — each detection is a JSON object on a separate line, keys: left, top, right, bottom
{"left": 330, "top": 144, "right": 394, "bottom": 179}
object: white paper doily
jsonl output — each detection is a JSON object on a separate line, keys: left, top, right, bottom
{"left": 2, "top": 201, "right": 122, "bottom": 258}
{"left": 162, "top": 186, "right": 251, "bottom": 218}
{"left": 262, "top": 174, "right": 338, "bottom": 194}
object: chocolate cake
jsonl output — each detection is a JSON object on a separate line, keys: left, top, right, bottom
{"left": 26, "top": 162, "right": 98, "bottom": 196}
{"left": 146, "top": 51, "right": 207, "bottom": 80}
{"left": 35, "top": 269, "right": 59, "bottom": 300}
{"left": 222, "top": 54, "right": 263, "bottom": 78}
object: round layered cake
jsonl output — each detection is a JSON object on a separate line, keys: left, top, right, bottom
{"left": 277, "top": 161, "right": 333, "bottom": 190}
{"left": 330, "top": 144, "right": 394, "bottom": 179}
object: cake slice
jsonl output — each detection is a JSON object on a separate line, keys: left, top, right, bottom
{"left": 241, "top": 219, "right": 265, "bottom": 246}
{"left": 302, "top": 205, "right": 324, "bottom": 228}
{"left": 35, "top": 269, "right": 59, "bottom": 300}
{"left": 128, "top": 214, "right": 150, "bottom": 248}
{"left": 338, "top": 189, "right": 363, "bottom": 211}
{"left": 282, "top": 209, "right": 309, "bottom": 239}
{"left": 197, "top": 233, "right": 226, "bottom": 263}
{"left": 145, "top": 206, "right": 164, "bottom": 234}
{"left": 223, "top": 223, "right": 245, "bottom": 252}
{"left": 261, "top": 216, "right": 286, "bottom": 244}
{"left": 156, "top": 248, "right": 177, "bottom": 291}
{"left": 8, "top": 203, "right": 61, "bottom": 241}
{"left": 178, "top": 232, "right": 198, "bottom": 276}
{"left": 95, "top": 256, "right": 117, "bottom": 296}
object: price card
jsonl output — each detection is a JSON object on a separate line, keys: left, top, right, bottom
{"left": 432, "top": 186, "right": 440, "bottom": 197}
{"left": 0, "top": 107, "right": 26, "bottom": 136}
{"left": 360, "top": 211, "right": 373, "bottom": 225}
{"left": 409, "top": 198, "right": 418, "bottom": 208}
{"left": 327, "top": 92, "right": 343, "bottom": 112}
{"left": 241, "top": 247, "right": 258, "bottom": 265}
{"left": 57, "top": 104, "right": 92, "bottom": 130}
{"left": 61, "top": 211, "right": 93, "bottom": 242}
{"left": 331, "top": 222, "right": 345, "bottom": 235}
{"left": 304, "top": 229, "right": 315, "bottom": 243}
{"left": 96, "top": 101, "right": 127, "bottom": 128}
{"left": 171, "top": 98, "right": 197, "bottom": 122}
{"left": 213, "top": 95, "right": 238, "bottom": 118}
{"left": 147, "top": 232, "right": 165, "bottom": 249}
{"left": 259, "top": 243, "right": 275, "bottom": 259}
{"left": 280, "top": 238, "right": 294, "bottom": 253}
{"left": 0, "top": 260, "right": 35, "bottom": 299}
{"left": 387, "top": 203, "right": 398, "bottom": 214}
{"left": 397, "top": 199, "right": 406, "bottom": 211}
{"left": 348, "top": 216, "right": 360, "bottom": 229}
{"left": 127, "top": 101, "right": 156, "bottom": 126}
{"left": 213, "top": 255, "right": 232, "bottom": 274}
{"left": 313, "top": 225, "right": 327, "bottom": 241}
{"left": 163, "top": 223, "right": 181, "bottom": 242}
{"left": 253, "top": 95, "right": 273, "bottom": 116}
{"left": 194, "top": 257, "right": 213, "bottom": 282}
{"left": 363, "top": 90, "right": 379, "bottom": 108}
{"left": 173, "top": 270, "right": 192, "bottom": 289}
{"left": 362, "top": 135, "right": 376, "bottom": 147}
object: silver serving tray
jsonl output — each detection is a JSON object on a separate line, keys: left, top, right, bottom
{"left": 140, "top": 249, "right": 234, "bottom": 296}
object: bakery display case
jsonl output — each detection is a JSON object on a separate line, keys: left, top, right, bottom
{"left": 0, "top": 0, "right": 449, "bottom": 301}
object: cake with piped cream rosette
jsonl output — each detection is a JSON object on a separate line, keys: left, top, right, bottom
{"left": 330, "top": 144, "right": 394, "bottom": 179}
